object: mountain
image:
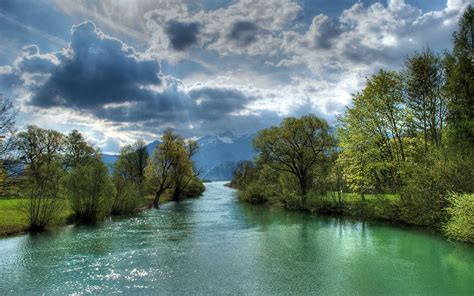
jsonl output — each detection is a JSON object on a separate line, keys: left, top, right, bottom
{"left": 200, "top": 161, "right": 241, "bottom": 181}
{"left": 194, "top": 131, "right": 255, "bottom": 181}
{"left": 101, "top": 153, "right": 118, "bottom": 166}
{"left": 145, "top": 140, "right": 161, "bottom": 155}
{"left": 101, "top": 131, "right": 255, "bottom": 181}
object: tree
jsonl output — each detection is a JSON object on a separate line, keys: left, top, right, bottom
{"left": 0, "top": 94, "right": 18, "bottom": 195}
{"left": 170, "top": 138, "right": 199, "bottom": 201}
{"left": 112, "top": 140, "right": 149, "bottom": 214}
{"left": 338, "top": 70, "right": 412, "bottom": 197}
{"left": 253, "top": 114, "right": 333, "bottom": 203}
{"left": 64, "top": 156, "right": 115, "bottom": 222}
{"left": 145, "top": 129, "right": 201, "bottom": 207}
{"left": 16, "top": 126, "right": 65, "bottom": 230}
{"left": 64, "top": 130, "right": 96, "bottom": 168}
{"left": 445, "top": 6, "right": 474, "bottom": 146}
{"left": 231, "top": 160, "right": 256, "bottom": 189}
{"left": 405, "top": 48, "right": 447, "bottom": 149}
{"left": 113, "top": 140, "right": 148, "bottom": 190}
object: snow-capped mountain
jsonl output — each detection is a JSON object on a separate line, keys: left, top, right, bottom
{"left": 194, "top": 131, "right": 256, "bottom": 180}
{"left": 101, "top": 131, "right": 256, "bottom": 181}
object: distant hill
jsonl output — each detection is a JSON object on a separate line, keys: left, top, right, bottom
{"left": 101, "top": 131, "right": 256, "bottom": 181}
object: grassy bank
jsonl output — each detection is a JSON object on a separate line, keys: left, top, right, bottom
{"left": 0, "top": 199, "right": 72, "bottom": 237}
{"left": 260, "top": 191, "right": 403, "bottom": 223}
{"left": 0, "top": 194, "right": 183, "bottom": 238}
{"left": 233, "top": 183, "right": 474, "bottom": 243}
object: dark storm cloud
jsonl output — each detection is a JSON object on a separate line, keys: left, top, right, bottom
{"left": 93, "top": 83, "right": 254, "bottom": 124}
{"left": 16, "top": 51, "right": 57, "bottom": 74}
{"left": 311, "top": 16, "right": 342, "bottom": 50}
{"left": 116, "top": 109, "right": 283, "bottom": 139}
{"left": 6, "top": 20, "right": 282, "bottom": 136}
{"left": 228, "top": 21, "right": 260, "bottom": 47}
{"left": 30, "top": 21, "right": 161, "bottom": 109}
{"left": 189, "top": 87, "right": 250, "bottom": 120}
{"left": 165, "top": 20, "right": 200, "bottom": 51}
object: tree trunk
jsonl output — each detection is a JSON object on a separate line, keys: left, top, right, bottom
{"left": 153, "top": 190, "right": 162, "bottom": 208}
{"left": 172, "top": 185, "right": 182, "bottom": 201}
{"left": 299, "top": 174, "right": 308, "bottom": 205}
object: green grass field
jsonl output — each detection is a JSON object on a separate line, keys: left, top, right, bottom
{"left": 0, "top": 195, "right": 172, "bottom": 237}
{"left": 0, "top": 199, "right": 29, "bottom": 236}
{"left": 0, "top": 199, "right": 72, "bottom": 237}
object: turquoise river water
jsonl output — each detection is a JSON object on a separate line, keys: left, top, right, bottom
{"left": 0, "top": 182, "right": 473, "bottom": 295}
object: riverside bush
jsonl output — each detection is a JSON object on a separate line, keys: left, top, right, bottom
{"left": 444, "top": 193, "right": 474, "bottom": 243}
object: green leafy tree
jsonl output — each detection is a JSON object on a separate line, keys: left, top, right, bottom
{"left": 338, "top": 70, "right": 411, "bottom": 196}
{"left": 444, "top": 193, "right": 474, "bottom": 243}
{"left": 16, "top": 125, "right": 65, "bottom": 230}
{"left": 253, "top": 114, "right": 333, "bottom": 203}
{"left": 145, "top": 129, "right": 202, "bottom": 207}
{"left": 444, "top": 6, "right": 474, "bottom": 147}
{"left": 65, "top": 156, "right": 115, "bottom": 222}
{"left": 405, "top": 48, "right": 447, "bottom": 149}
{"left": 64, "top": 130, "right": 96, "bottom": 168}
{"left": 170, "top": 139, "right": 199, "bottom": 201}
{"left": 230, "top": 160, "right": 256, "bottom": 189}
{"left": 112, "top": 140, "right": 148, "bottom": 214}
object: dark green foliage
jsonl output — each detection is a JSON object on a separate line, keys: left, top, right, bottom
{"left": 229, "top": 160, "right": 256, "bottom": 189}
{"left": 111, "top": 181, "right": 142, "bottom": 215}
{"left": 445, "top": 6, "right": 474, "bottom": 147}
{"left": 182, "top": 178, "right": 205, "bottom": 198}
{"left": 253, "top": 114, "right": 334, "bottom": 203}
{"left": 399, "top": 161, "right": 449, "bottom": 226}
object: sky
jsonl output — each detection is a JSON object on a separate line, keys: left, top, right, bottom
{"left": 0, "top": 0, "right": 471, "bottom": 153}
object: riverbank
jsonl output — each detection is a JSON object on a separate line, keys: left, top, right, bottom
{"left": 0, "top": 195, "right": 173, "bottom": 238}
{"left": 0, "top": 199, "right": 72, "bottom": 237}
{"left": 227, "top": 182, "right": 459, "bottom": 240}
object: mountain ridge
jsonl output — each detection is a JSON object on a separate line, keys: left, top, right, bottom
{"left": 101, "top": 131, "right": 256, "bottom": 181}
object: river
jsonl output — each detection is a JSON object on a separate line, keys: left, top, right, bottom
{"left": 0, "top": 182, "right": 473, "bottom": 295}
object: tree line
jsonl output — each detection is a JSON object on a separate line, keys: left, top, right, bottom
{"left": 0, "top": 109, "right": 204, "bottom": 231}
{"left": 231, "top": 7, "right": 474, "bottom": 243}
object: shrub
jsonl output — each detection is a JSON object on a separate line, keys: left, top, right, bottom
{"left": 20, "top": 162, "right": 65, "bottom": 231}
{"left": 444, "top": 193, "right": 474, "bottom": 243}
{"left": 111, "top": 181, "right": 142, "bottom": 215}
{"left": 65, "top": 158, "right": 115, "bottom": 223}
{"left": 399, "top": 162, "right": 449, "bottom": 226}
{"left": 183, "top": 178, "right": 205, "bottom": 197}
{"left": 237, "top": 181, "right": 269, "bottom": 204}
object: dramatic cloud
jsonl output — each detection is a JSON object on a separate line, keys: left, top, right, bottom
{"left": 31, "top": 21, "right": 161, "bottom": 109}
{"left": 1, "top": 0, "right": 469, "bottom": 152}
{"left": 280, "top": 0, "right": 468, "bottom": 74}
{"left": 165, "top": 20, "right": 200, "bottom": 51}
{"left": 2, "top": 20, "right": 289, "bottom": 140}
{"left": 144, "top": 0, "right": 301, "bottom": 57}
{"left": 228, "top": 21, "right": 260, "bottom": 47}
